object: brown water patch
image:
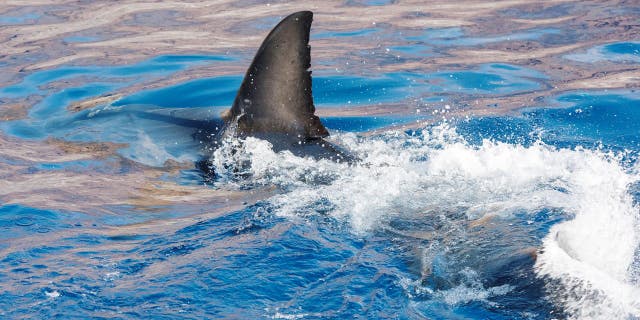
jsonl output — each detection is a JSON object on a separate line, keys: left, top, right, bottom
{"left": 0, "top": 133, "right": 120, "bottom": 163}
{"left": 0, "top": 153, "right": 263, "bottom": 216}
{"left": 22, "top": 51, "right": 106, "bottom": 71}
{"left": 67, "top": 93, "right": 123, "bottom": 112}
{"left": 433, "top": 43, "right": 587, "bottom": 65}
{"left": 317, "top": 102, "right": 417, "bottom": 117}
{"left": 0, "top": 103, "right": 28, "bottom": 121}
{"left": 0, "top": 133, "right": 263, "bottom": 217}
{"left": 562, "top": 69, "right": 640, "bottom": 90}
{"left": 46, "top": 138, "right": 127, "bottom": 160}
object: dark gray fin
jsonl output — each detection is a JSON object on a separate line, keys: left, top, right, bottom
{"left": 223, "top": 11, "right": 329, "bottom": 139}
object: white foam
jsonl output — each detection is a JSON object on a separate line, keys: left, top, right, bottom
{"left": 210, "top": 124, "right": 640, "bottom": 317}
{"left": 434, "top": 269, "right": 513, "bottom": 306}
{"left": 272, "top": 312, "right": 307, "bottom": 319}
{"left": 44, "top": 290, "right": 60, "bottom": 299}
{"left": 398, "top": 268, "right": 513, "bottom": 306}
{"left": 535, "top": 149, "right": 640, "bottom": 319}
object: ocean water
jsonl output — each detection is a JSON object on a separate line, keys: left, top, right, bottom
{"left": 1, "top": 3, "right": 640, "bottom": 320}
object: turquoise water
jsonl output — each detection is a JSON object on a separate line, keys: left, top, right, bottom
{"left": 606, "top": 42, "right": 640, "bottom": 56}
{"left": 1, "top": 9, "right": 640, "bottom": 320}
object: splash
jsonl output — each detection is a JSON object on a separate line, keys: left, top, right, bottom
{"left": 209, "top": 123, "right": 640, "bottom": 317}
{"left": 535, "top": 155, "right": 640, "bottom": 318}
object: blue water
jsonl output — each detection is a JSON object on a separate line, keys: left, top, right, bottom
{"left": 606, "top": 42, "right": 640, "bottom": 56}
{"left": 1, "top": 12, "right": 640, "bottom": 320}
{"left": 63, "top": 36, "right": 100, "bottom": 43}
{"left": 0, "top": 13, "right": 41, "bottom": 25}
{"left": 455, "top": 92, "right": 640, "bottom": 150}
{"left": 315, "top": 28, "right": 379, "bottom": 39}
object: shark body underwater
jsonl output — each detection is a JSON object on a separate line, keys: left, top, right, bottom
{"left": 205, "top": 10, "right": 352, "bottom": 169}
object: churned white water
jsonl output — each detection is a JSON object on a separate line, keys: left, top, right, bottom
{"left": 210, "top": 124, "right": 640, "bottom": 318}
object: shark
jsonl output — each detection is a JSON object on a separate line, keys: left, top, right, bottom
{"left": 77, "top": 11, "right": 349, "bottom": 174}
{"left": 215, "top": 10, "right": 352, "bottom": 162}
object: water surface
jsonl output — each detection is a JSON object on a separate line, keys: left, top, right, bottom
{"left": 1, "top": 1, "right": 639, "bottom": 319}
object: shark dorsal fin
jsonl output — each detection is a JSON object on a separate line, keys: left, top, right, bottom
{"left": 224, "top": 11, "right": 329, "bottom": 139}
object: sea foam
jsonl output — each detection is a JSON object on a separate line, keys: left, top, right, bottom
{"left": 210, "top": 123, "right": 640, "bottom": 318}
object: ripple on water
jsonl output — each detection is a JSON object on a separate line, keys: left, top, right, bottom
{"left": 0, "top": 205, "right": 73, "bottom": 240}
{"left": 404, "top": 27, "right": 561, "bottom": 47}
{"left": 0, "top": 54, "right": 233, "bottom": 103}
{"left": 565, "top": 41, "right": 640, "bottom": 63}
{"left": 527, "top": 91, "right": 640, "bottom": 150}
{"left": 413, "top": 63, "right": 547, "bottom": 95}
